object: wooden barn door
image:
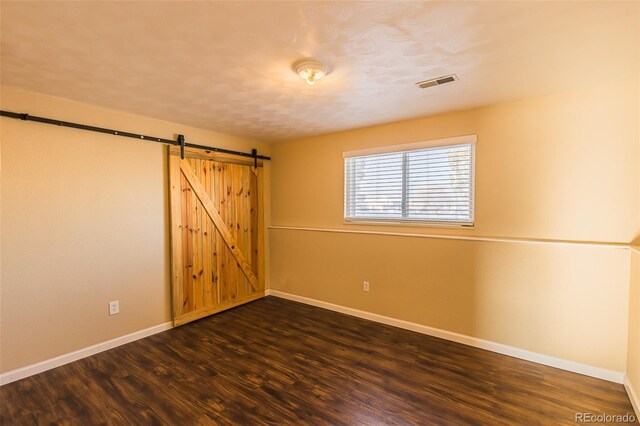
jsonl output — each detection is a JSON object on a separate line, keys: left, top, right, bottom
{"left": 168, "top": 146, "right": 265, "bottom": 326}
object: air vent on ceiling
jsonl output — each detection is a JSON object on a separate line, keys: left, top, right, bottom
{"left": 415, "top": 74, "right": 458, "bottom": 89}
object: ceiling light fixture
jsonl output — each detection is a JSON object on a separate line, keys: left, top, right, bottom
{"left": 294, "top": 60, "right": 327, "bottom": 85}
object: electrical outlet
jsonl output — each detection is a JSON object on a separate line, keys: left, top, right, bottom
{"left": 109, "top": 300, "right": 120, "bottom": 316}
{"left": 363, "top": 281, "right": 370, "bottom": 292}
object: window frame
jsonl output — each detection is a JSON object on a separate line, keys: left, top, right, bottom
{"left": 343, "top": 135, "right": 476, "bottom": 228}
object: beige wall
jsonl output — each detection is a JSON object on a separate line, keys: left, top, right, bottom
{"left": 270, "top": 78, "right": 638, "bottom": 373}
{"left": 626, "top": 73, "right": 640, "bottom": 410}
{"left": 628, "top": 70, "right": 640, "bottom": 406}
{"left": 629, "top": 250, "right": 640, "bottom": 407}
{"left": 0, "top": 86, "right": 270, "bottom": 372}
{"left": 271, "top": 231, "right": 630, "bottom": 371}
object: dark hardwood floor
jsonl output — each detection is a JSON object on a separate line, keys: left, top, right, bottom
{"left": 1, "top": 296, "right": 637, "bottom": 425}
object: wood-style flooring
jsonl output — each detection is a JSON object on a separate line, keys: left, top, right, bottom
{"left": 1, "top": 296, "right": 637, "bottom": 425}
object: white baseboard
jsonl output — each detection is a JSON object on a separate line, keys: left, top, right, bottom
{"left": 0, "top": 321, "right": 173, "bottom": 386}
{"left": 625, "top": 375, "right": 640, "bottom": 418}
{"left": 265, "top": 289, "right": 625, "bottom": 384}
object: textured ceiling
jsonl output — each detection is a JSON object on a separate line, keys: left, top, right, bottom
{"left": 1, "top": 1, "right": 638, "bottom": 142}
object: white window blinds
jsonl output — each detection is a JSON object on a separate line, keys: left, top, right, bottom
{"left": 344, "top": 138, "right": 475, "bottom": 225}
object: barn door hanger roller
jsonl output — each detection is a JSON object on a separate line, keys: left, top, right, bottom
{"left": 177, "top": 134, "right": 185, "bottom": 159}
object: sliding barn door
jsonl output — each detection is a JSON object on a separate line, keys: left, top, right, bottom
{"left": 168, "top": 147, "right": 265, "bottom": 326}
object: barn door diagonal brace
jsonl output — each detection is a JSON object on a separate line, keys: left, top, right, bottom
{"left": 0, "top": 109, "right": 271, "bottom": 161}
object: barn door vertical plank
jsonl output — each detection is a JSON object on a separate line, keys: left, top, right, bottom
{"left": 218, "top": 163, "right": 229, "bottom": 303}
{"left": 225, "top": 162, "right": 233, "bottom": 302}
{"left": 169, "top": 153, "right": 184, "bottom": 322}
{"left": 249, "top": 168, "right": 259, "bottom": 284}
{"left": 228, "top": 164, "right": 238, "bottom": 300}
{"left": 226, "top": 162, "right": 235, "bottom": 301}
{"left": 212, "top": 161, "right": 220, "bottom": 304}
{"left": 241, "top": 166, "right": 252, "bottom": 297}
{"left": 202, "top": 160, "right": 213, "bottom": 307}
{"left": 232, "top": 164, "right": 241, "bottom": 298}
{"left": 194, "top": 158, "right": 205, "bottom": 310}
{"left": 257, "top": 167, "right": 265, "bottom": 291}
{"left": 181, "top": 170, "right": 193, "bottom": 313}
{"left": 213, "top": 162, "right": 222, "bottom": 305}
{"left": 234, "top": 164, "right": 246, "bottom": 298}
{"left": 189, "top": 158, "right": 199, "bottom": 311}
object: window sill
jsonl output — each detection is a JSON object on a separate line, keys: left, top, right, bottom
{"left": 344, "top": 219, "right": 475, "bottom": 229}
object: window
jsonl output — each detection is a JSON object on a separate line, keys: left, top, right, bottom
{"left": 344, "top": 135, "right": 475, "bottom": 226}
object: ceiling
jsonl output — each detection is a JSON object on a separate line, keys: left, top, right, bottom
{"left": 1, "top": 1, "right": 638, "bottom": 142}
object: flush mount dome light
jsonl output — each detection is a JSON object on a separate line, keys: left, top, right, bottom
{"left": 294, "top": 59, "right": 327, "bottom": 85}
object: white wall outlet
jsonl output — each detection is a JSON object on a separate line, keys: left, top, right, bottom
{"left": 363, "top": 281, "right": 370, "bottom": 292}
{"left": 109, "top": 300, "right": 120, "bottom": 316}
